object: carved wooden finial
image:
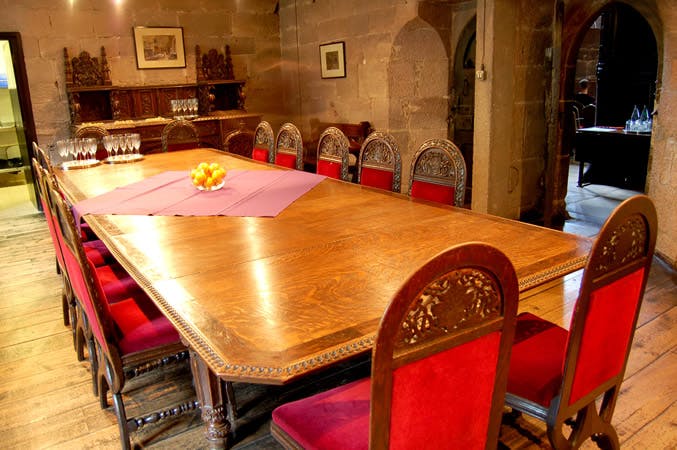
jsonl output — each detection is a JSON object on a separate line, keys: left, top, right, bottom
{"left": 196, "top": 45, "right": 204, "bottom": 82}
{"left": 225, "top": 45, "right": 234, "bottom": 80}
{"left": 100, "top": 46, "right": 111, "bottom": 85}
{"left": 64, "top": 47, "right": 73, "bottom": 86}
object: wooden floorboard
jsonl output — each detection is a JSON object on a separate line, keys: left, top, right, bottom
{"left": 0, "top": 213, "right": 674, "bottom": 449}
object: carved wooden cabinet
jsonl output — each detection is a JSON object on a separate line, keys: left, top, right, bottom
{"left": 65, "top": 46, "right": 246, "bottom": 125}
{"left": 65, "top": 46, "right": 259, "bottom": 153}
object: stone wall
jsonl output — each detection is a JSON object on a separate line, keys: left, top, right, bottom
{"left": 0, "top": 0, "right": 282, "bottom": 147}
{"left": 651, "top": 0, "right": 676, "bottom": 267}
{"left": 278, "top": 0, "right": 449, "bottom": 190}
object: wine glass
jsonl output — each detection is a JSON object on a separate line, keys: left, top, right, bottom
{"left": 87, "top": 138, "right": 97, "bottom": 161}
{"left": 111, "top": 134, "right": 120, "bottom": 159}
{"left": 131, "top": 133, "right": 141, "bottom": 157}
{"left": 102, "top": 135, "right": 113, "bottom": 159}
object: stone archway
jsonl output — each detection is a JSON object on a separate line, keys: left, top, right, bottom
{"left": 549, "top": 0, "right": 663, "bottom": 225}
{"left": 387, "top": 17, "right": 448, "bottom": 192}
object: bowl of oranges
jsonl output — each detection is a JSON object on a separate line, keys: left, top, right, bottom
{"left": 190, "top": 162, "right": 227, "bottom": 191}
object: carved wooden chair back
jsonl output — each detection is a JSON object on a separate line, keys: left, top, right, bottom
{"left": 316, "top": 126, "right": 351, "bottom": 181}
{"left": 408, "top": 138, "right": 467, "bottom": 207}
{"left": 223, "top": 125, "right": 254, "bottom": 159}
{"left": 74, "top": 125, "right": 110, "bottom": 160}
{"left": 274, "top": 122, "right": 304, "bottom": 170}
{"left": 33, "top": 158, "right": 73, "bottom": 328}
{"left": 161, "top": 119, "right": 200, "bottom": 153}
{"left": 253, "top": 120, "right": 275, "bottom": 163}
{"left": 357, "top": 131, "right": 402, "bottom": 192}
{"left": 505, "top": 195, "right": 657, "bottom": 449}
{"left": 271, "top": 242, "right": 519, "bottom": 449}
{"left": 45, "top": 172, "right": 192, "bottom": 449}
{"left": 32, "top": 141, "right": 54, "bottom": 175}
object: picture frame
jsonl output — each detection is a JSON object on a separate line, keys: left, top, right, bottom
{"left": 319, "top": 41, "right": 346, "bottom": 79}
{"left": 133, "top": 26, "right": 186, "bottom": 69}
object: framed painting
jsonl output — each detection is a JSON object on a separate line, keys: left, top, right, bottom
{"left": 133, "top": 26, "right": 186, "bottom": 69}
{"left": 319, "top": 41, "right": 346, "bottom": 79}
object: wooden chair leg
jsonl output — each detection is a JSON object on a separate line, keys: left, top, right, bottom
{"left": 112, "top": 392, "right": 132, "bottom": 450}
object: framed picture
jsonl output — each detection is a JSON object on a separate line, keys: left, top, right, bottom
{"left": 319, "top": 42, "right": 346, "bottom": 79}
{"left": 133, "top": 26, "right": 186, "bottom": 69}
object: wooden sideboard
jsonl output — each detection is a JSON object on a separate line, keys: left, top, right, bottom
{"left": 65, "top": 46, "right": 261, "bottom": 154}
{"left": 73, "top": 112, "right": 261, "bottom": 154}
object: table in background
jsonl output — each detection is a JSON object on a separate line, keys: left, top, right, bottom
{"left": 574, "top": 126, "right": 650, "bottom": 191}
{"left": 56, "top": 149, "right": 592, "bottom": 448}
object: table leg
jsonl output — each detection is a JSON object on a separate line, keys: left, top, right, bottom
{"left": 578, "top": 161, "right": 586, "bottom": 187}
{"left": 189, "top": 348, "right": 232, "bottom": 449}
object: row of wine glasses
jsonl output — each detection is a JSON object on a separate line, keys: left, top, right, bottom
{"left": 171, "top": 98, "right": 199, "bottom": 119}
{"left": 102, "top": 133, "right": 141, "bottom": 160}
{"left": 55, "top": 138, "right": 98, "bottom": 163}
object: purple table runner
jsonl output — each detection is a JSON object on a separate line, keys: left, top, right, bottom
{"left": 73, "top": 169, "right": 325, "bottom": 223}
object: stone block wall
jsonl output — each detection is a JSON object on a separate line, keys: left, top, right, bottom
{"left": 0, "top": 0, "right": 282, "bottom": 147}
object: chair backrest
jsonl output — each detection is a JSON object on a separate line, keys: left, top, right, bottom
{"left": 558, "top": 195, "right": 656, "bottom": 412}
{"left": 32, "top": 158, "right": 68, "bottom": 275}
{"left": 161, "top": 119, "right": 199, "bottom": 153}
{"left": 253, "top": 120, "right": 275, "bottom": 163}
{"left": 357, "top": 131, "right": 402, "bottom": 192}
{"left": 74, "top": 125, "right": 110, "bottom": 160}
{"left": 369, "top": 242, "right": 519, "bottom": 449}
{"left": 316, "top": 126, "right": 351, "bottom": 181}
{"left": 581, "top": 104, "right": 596, "bottom": 128}
{"left": 223, "top": 126, "right": 254, "bottom": 158}
{"left": 408, "top": 138, "right": 467, "bottom": 207}
{"left": 43, "top": 172, "right": 115, "bottom": 360}
{"left": 32, "top": 141, "right": 54, "bottom": 175}
{"left": 274, "top": 122, "right": 304, "bottom": 170}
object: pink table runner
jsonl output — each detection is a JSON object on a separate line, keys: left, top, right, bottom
{"left": 73, "top": 169, "right": 325, "bottom": 222}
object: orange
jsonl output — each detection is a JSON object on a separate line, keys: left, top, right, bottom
{"left": 197, "top": 162, "right": 209, "bottom": 171}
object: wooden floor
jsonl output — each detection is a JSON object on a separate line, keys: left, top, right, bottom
{"left": 1, "top": 210, "right": 675, "bottom": 449}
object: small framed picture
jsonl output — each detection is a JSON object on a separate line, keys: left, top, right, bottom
{"left": 133, "top": 26, "right": 186, "bottom": 69}
{"left": 319, "top": 42, "right": 346, "bottom": 79}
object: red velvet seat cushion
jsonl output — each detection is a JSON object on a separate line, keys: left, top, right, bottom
{"left": 110, "top": 295, "right": 180, "bottom": 355}
{"left": 272, "top": 377, "right": 370, "bottom": 450}
{"left": 80, "top": 222, "right": 98, "bottom": 241}
{"left": 273, "top": 332, "right": 502, "bottom": 449}
{"left": 83, "top": 239, "right": 114, "bottom": 267}
{"left": 93, "top": 263, "right": 145, "bottom": 304}
{"left": 317, "top": 160, "right": 342, "bottom": 180}
{"left": 411, "top": 180, "right": 455, "bottom": 205}
{"left": 252, "top": 146, "right": 269, "bottom": 162}
{"left": 360, "top": 167, "right": 394, "bottom": 191}
{"left": 507, "top": 312, "right": 567, "bottom": 407}
{"left": 275, "top": 152, "right": 297, "bottom": 169}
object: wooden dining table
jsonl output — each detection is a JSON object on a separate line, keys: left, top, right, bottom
{"left": 55, "top": 148, "right": 592, "bottom": 448}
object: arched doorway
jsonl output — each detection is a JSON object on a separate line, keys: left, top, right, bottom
{"left": 552, "top": 1, "right": 661, "bottom": 226}
{"left": 449, "top": 17, "right": 476, "bottom": 207}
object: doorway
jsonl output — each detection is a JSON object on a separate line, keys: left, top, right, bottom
{"left": 449, "top": 17, "right": 476, "bottom": 207}
{"left": 0, "top": 32, "right": 38, "bottom": 217}
{"left": 557, "top": 2, "right": 659, "bottom": 228}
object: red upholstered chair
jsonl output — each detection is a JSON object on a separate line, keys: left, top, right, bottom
{"left": 505, "top": 195, "right": 657, "bottom": 449}
{"left": 253, "top": 120, "right": 275, "bottom": 163}
{"left": 271, "top": 242, "right": 519, "bottom": 449}
{"left": 223, "top": 125, "right": 254, "bottom": 158}
{"left": 74, "top": 125, "right": 110, "bottom": 160}
{"left": 45, "top": 173, "right": 196, "bottom": 449}
{"left": 408, "top": 138, "right": 467, "bottom": 207}
{"left": 160, "top": 119, "right": 199, "bottom": 153}
{"left": 275, "top": 122, "right": 304, "bottom": 170}
{"left": 316, "top": 126, "right": 351, "bottom": 181}
{"left": 357, "top": 131, "right": 402, "bottom": 192}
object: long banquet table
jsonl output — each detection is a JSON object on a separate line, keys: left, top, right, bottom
{"left": 55, "top": 148, "right": 592, "bottom": 448}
